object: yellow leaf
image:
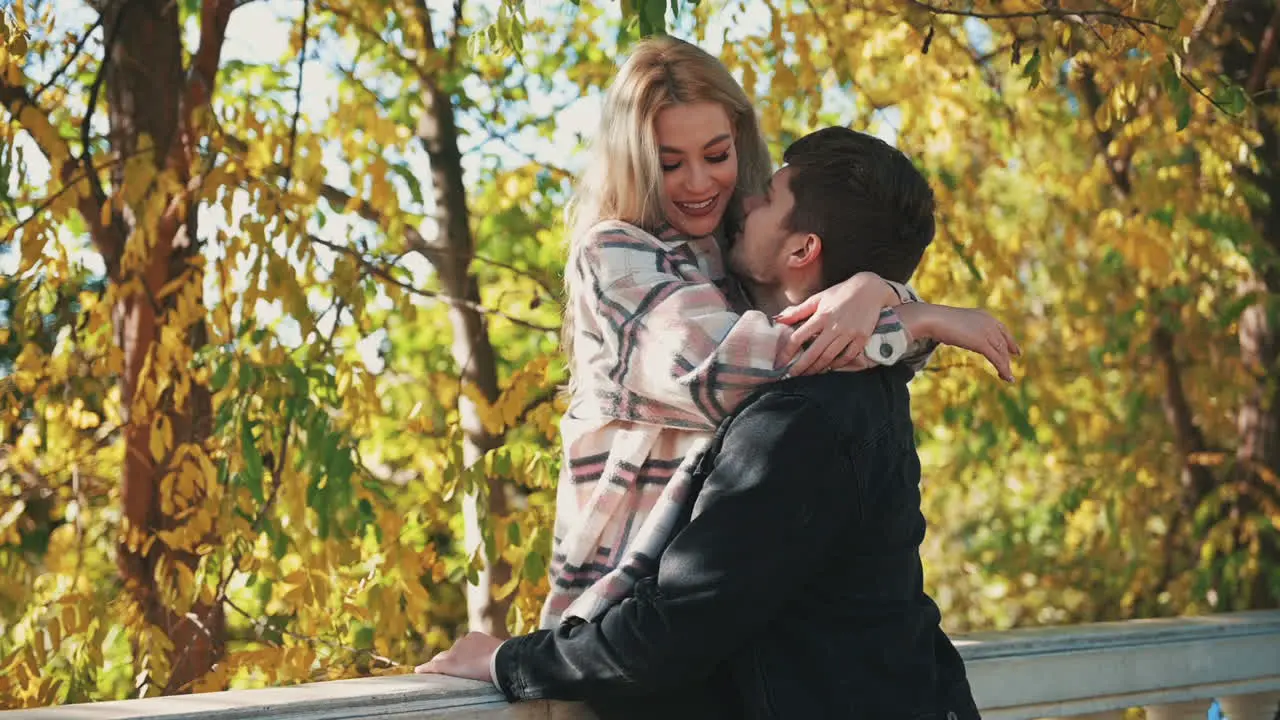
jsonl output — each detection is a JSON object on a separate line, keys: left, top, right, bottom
{"left": 19, "top": 225, "right": 44, "bottom": 271}
{"left": 150, "top": 415, "right": 172, "bottom": 462}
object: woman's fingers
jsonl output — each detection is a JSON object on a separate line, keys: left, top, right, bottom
{"left": 774, "top": 295, "right": 820, "bottom": 326}
{"left": 985, "top": 334, "right": 1014, "bottom": 382}
{"left": 813, "top": 334, "right": 860, "bottom": 375}
{"left": 1001, "top": 323, "right": 1021, "bottom": 357}
{"left": 791, "top": 331, "right": 840, "bottom": 376}
{"left": 785, "top": 313, "right": 828, "bottom": 361}
{"left": 832, "top": 340, "right": 868, "bottom": 371}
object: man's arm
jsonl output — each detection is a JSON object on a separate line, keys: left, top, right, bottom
{"left": 493, "top": 391, "right": 857, "bottom": 701}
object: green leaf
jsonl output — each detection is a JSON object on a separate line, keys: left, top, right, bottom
{"left": 1219, "top": 292, "right": 1261, "bottom": 329}
{"left": 210, "top": 360, "right": 232, "bottom": 392}
{"left": 465, "top": 549, "right": 484, "bottom": 586}
{"left": 272, "top": 529, "right": 289, "bottom": 560}
{"left": 389, "top": 162, "right": 424, "bottom": 206}
{"left": 506, "top": 520, "right": 521, "bottom": 546}
{"left": 353, "top": 625, "right": 374, "bottom": 650}
{"left": 998, "top": 394, "right": 1037, "bottom": 443}
{"left": 523, "top": 550, "right": 546, "bottom": 580}
{"left": 242, "top": 421, "right": 265, "bottom": 503}
{"left": 1022, "top": 48, "right": 1041, "bottom": 89}
{"left": 1213, "top": 83, "right": 1248, "bottom": 115}
{"left": 1176, "top": 93, "right": 1193, "bottom": 131}
{"left": 638, "top": 0, "right": 666, "bottom": 37}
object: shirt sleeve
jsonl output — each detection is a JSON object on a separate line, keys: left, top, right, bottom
{"left": 490, "top": 642, "right": 502, "bottom": 689}
{"left": 577, "top": 225, "right": 796, "bottom": 425}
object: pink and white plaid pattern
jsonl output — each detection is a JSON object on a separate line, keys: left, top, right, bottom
{"left": 542, "top": 220, "right": 928, "bottom": 627}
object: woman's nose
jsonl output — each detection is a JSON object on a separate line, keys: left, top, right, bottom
{"left": 686, "top": 161, "right": 713, "bottom": 193}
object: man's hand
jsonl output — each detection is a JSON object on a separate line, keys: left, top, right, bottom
{"left": 776, "top": 272, "right": 899, "bottom": 376}
{"left": 897, "top": 303, "right": 1019, "bottom": 382}
{"left": 415, "top": 632, "right": 503, "bottom": 682}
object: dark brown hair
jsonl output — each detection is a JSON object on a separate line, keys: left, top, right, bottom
{"left": 782, "top": 127, "right": 935, "bottom": 286}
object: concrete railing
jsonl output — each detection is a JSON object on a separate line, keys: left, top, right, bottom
{"left": 3, "top": 610, "right": 1278, "bottom": 719}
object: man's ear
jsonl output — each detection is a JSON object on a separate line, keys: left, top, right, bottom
{"left": 786, "top": 233, "right": 823, "bottom": 271}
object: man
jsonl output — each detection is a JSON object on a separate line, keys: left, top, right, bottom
{"left": 419, "top": 128, "right": 1009, "bottom": 719}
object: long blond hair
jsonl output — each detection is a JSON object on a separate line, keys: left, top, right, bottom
{"left": 562, "top": 36, "right": 771, "bottom": 379}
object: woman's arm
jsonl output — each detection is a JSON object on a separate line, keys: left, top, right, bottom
{"left": 577, "top": 226, "right": 792, "bottom": 425}
{"left": 894, "top": 303, "right": 1019, "bottom": 382}
{"left": 576, "top": 224, "right": 914, "bottom": 426}
{"left": 776, "top": 275, "right": 936, "bottom": 375}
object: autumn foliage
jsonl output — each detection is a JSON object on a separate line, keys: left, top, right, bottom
{"left": 0, "top": 0, "right": 1278, "bottom": 707}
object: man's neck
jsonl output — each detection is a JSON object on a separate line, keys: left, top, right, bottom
{"left": 743, "top": 280, "right": 818, "bottom": 318}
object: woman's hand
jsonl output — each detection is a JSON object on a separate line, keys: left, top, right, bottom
{"left": 415, "top": 631, "right": 503, "bottom": 682}
{"left": 775, "top": 272, "right": 898, "bottom": 376}
{"left": 896, "top": 303, "right": 1020, "bottom": 382}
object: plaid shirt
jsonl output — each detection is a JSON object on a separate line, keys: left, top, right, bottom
{"left": 542, "top": 220, "right": 931, "bottom": 627}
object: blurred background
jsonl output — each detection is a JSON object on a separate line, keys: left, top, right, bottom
{"left": 0, "top": 0, "right": 1276, "bottom": 707}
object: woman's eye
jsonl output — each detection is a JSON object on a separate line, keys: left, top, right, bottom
{"left": 707, "top": 151, "right": 730, "bottom": 163}
{"left": 661, "top": 161, "right": 682, "bottom": 172}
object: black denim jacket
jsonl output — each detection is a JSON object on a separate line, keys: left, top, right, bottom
{"left": 495, "top": 369, "right": 980, "bottom": 720}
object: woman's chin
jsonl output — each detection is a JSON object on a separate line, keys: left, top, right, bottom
{"left": 671, "top": 214, "right": 723, "bottom": 238}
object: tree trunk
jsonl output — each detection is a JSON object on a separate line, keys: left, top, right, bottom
{"left": 1220, "top": 0, "right": 1280, "bottom": 609}
{"left": 411, "top": 1, "right": 514, "bottom": 636}
{"left": 102, "top": 0, "right": 226, "bottom": 693}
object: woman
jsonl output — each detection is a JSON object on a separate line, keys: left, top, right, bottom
{"left": 533, "top": 36, "right": 1016, "bottom": 629}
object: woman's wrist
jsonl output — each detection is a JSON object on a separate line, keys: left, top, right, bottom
{"left": 895, "top": 302, "right": 938, "bottom": 341}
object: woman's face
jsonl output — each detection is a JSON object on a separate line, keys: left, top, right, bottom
{"left": 654, "top": 102, "right": 738, "bottom": 238}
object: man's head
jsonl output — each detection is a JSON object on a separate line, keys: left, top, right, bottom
{"left": 729, "top": 127, "right": 935, "bottom": 298}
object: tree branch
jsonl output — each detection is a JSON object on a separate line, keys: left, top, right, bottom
{"left": 445, "top": 0, "right": 465, "bottom": 68}
{"left": 285, "top": 0, "right": 311, "bottom": 189}
{"left": 32, "top": 16, "right": 103, "bottom": 103}
{"left": 318, "top": 2, "right": 434, "bottom": 86}
{"left": 306, "top": 233, "right": 557, "bottom": 333}
{"left": 219, "top": 132, "right": 561, "bottom": 307}
{"left": 2, "top": 147, "right": 157, "bottom": 241}
{"left": 1246, "top": 0, "right": 1280, "bottom": 96}
{"left": 185, "top": 0, "right": 236, "bottom": 113}
{"left": 907, "top": 0, "right": 1172, "bottom": 30}
{"left": 0, "top": 69, "right": 118, "bottom": 262}
{"left": 83, "top": 2, "right": 136, "bottom": 206}
{"left": 223, "top": 596, "right": 399, "bottom": 669}
{"left": 1077, "top": 63, "right": 1133, "bottom": 196}
{"left": 1152, "top": 324, "right": 1216, "bottom": 501}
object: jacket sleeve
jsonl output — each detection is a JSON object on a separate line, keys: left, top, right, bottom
{"left": 493, "top": 391, "right": 856, "bottom": 701}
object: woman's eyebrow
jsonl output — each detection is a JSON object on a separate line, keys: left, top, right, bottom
{"left": 658, "top": 133, "right": 732, "bottom": 153}
{"left": 702, "top": 133, "right": 731, "bottom": 149}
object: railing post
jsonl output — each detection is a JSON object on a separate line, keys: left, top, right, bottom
{"left": 1144, "top": 700, "right": 1213, "bottom": 720}
{"left": 1218, "top": 691, "right": 1280, "bottom": 720}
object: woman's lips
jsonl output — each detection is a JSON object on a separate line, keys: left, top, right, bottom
{"left": 674, "top": 194, "right": 719, "bottom": 218}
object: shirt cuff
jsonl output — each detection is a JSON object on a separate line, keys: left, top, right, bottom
{"left": 866, "top": 307, "right": 911, "bottom": 366}
{"left": 490, "top": 641, "right": 503, "bottom": 690}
